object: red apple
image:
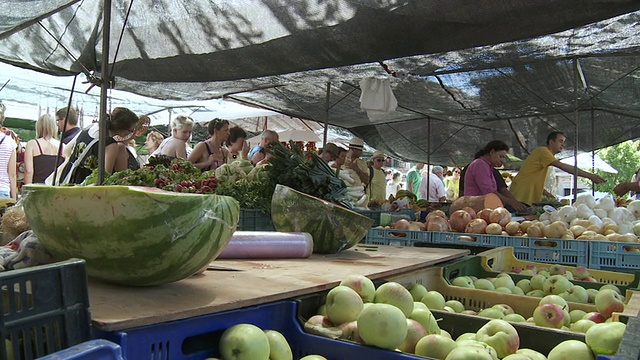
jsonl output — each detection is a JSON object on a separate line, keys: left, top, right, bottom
{"left": 595, "top": 289, "right": 625, "bottom": 319}
{"left": 398, "top": 319, "right": 428, "bottom": 354}
{"left": 533, "top": 303, "right": 566, "bottom": 328}
{"left": 582, "top": 311, "right": 606, "bottom": 324}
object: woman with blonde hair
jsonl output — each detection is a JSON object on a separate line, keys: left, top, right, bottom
{"left": 145, "top": 131, "right": 164, "bottom": 154}
{"left": 24, "top": 114, "right": 64, "bottom": 184}
{"left": 152, "top": 115, "right": 193, "bottom": 159}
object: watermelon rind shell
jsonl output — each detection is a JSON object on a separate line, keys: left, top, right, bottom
{"left": 21, "top": 185, "right": 240, "bottom": 286}
{"left": 270, "top": 184, "right": 373, "bottom": 254}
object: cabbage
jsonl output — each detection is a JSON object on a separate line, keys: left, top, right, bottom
{"left": 215, "top": 163, "right": 246, "bottom": 184}
{"left": 229, "top": 159, "right": 254, "bottom": 175}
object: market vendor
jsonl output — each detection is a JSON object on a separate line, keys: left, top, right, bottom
{"left": 343, "top": 137, "right": 369, "bottom": 185}
{"left": 366, "top": 150, "right": 387, "bottom": 201}
{"left": 510, "top": 131, "right": 605, "bottom": 205}
{"left": 189, "top": 118, "right": 230, "bottom": 171}
{"left": 463, "top": 140, "right": 528, "bottom": 213}
{"left": 249, "top": 129, "right": 279, "bottom": 165}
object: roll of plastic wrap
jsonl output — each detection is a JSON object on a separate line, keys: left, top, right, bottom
{"left": 217, "top": 231, "right": 314, "bottom": 259}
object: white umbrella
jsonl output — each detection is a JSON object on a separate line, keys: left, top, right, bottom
{"left": 559, "top": 152, "right": 618, "bottom": 173}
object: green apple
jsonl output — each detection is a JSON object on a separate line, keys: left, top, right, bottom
{"left": 445, "top": 346, "right": 494, "bottom": 360}
{"left": 452, "top": 276, "right": 475, "bottom": 288}
{"left": 474, "top": 278, "right": 496, "bottom": 291}
{"left": 456, "top": 332, "right": 477, "bottom": 342}
{"left": 492, "top": 304, "right": 515, "bottom": 315}
{"left": 445, "top": 300, "right": 465, "bottom": 313}
{"left": 595, "top": 289, "right": 625, "bottom": 318}
{"left": 300, "top": 356, "right": 328, "bottom": 360}
{"left": 325, "top": 285, "right": 364, "bottom": 325}
{"left": 413, "top": 301, "right": 429, "bottom": 312}
{"left": 549, "top": 264, "right": 566, "bottom": 276}
{"left": 493, "top": 276, "right": 516, "bottom": 291}
{"left": 533, "top": 303, "right": 566, "bottom": 328}
{"left": 530, "top": 275, "right": 546, "bottom": 290}
{"left": 414, "top": 334, "right": 457, "bottom": 359}
{"left": 374, "top": 282, "right": 414, "bottom": 317}
{"left": 547, "top": 340, "right": 594, "bottom": 360}
{"left": 316, "top": 304, "right": 327, "bottom": 316}
{"left": 456, "top": 340, "right": 499, "bottom": 360}
{"left": 339, "top": 274, "right": 376, "bottom": 302}
{"left": 407, "top": 283, "right": 429, "bottom": 301}
{"left": 539, "top": 294, "right": 568, "bottom": 309}
{"left": 538, "top": 270, "right": 550, "bottom": 278}
{"left": 565, "top": 271, "right": 574, "bottom": 280}
{"left": 585, "top": 321, "right": 627, "bottom": 355}
{"left": 495, "top": 287, "right": 513, "bottom": 294}
{"left": 357, "top": 303, "right": 407, "bottom": 350}
{"left": 543, "top": 275, "right": 573, "bottom": 295}
{"left": 569, "top": 309, "right": 587, "bottom": 323}
{"left": 440, "top": 329, "right": 452, "bottom": 339}
{"left": 421, "top": 290, "right": 446, "bottom": 310}
{"left": 586, "top": 288, "right": 599, "bottom": 303}
{"left": 398, "top": 318, "right": 428, "bottom": 354}
{"left": 475, "top": 319, "right": 520, "bottom": 358}
{"left": 478, "top": 308, "right": 505, "bottom": 319}
{"left": 511, "top": 287, "right": 525, "bottom": 295}
{"left": 599, "top": 284, "right": 622, "bottom": 295}
{"left": 526, "top": 290, "right": 545, "bottom": 298}
{"left": 409, "top": 308, "right": 441, "bottom": 335}
{"left": 562, "top": 285, "right": 588, "bottom": 303}
{"left": 503, "top": 313, "right": 526, "bottom": 323}
{"left": 502, "top": 355, "right": 533, "bottom": 360}
{"left": 516, "top": 348, "right": 547, "bottom": 360}
{"left": 570, "top": 319, "right": 596, "bottom": 333}
{"left": 337, "top": 320, "right": 362, "bottom": 342}
{"left": 264, "top": 330, "right": 293, "bottom": 360}
{"left": 219, "top": 323, "right": 270, "bottom": 360}
{"left": 516, "top": 279, "right": 532, "bottom": 294}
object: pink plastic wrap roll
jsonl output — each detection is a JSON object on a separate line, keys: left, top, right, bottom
{"left": 217, "top": 231, "right": 314, "bottom": 259}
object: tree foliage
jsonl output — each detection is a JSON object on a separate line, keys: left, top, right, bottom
{"left": 593, "top": 140, "right": 640, "bottom": 194}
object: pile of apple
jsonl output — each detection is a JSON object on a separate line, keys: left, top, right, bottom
{"left": 210, "top": 323, "right": 326, "bottom": 360}
{"left": 450, "top": 264, "right": 623, "bottom": 305}
{"left": 302, "top": 274, "right": 628, "bottom": 359}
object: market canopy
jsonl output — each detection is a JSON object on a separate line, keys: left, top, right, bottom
{"left": 3, "top": 1, "right": 640, "bottom": 165}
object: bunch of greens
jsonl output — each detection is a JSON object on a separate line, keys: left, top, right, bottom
{"left": 266, "top": 141, "right": 350, "bottom": 208}
{"left": 84, "top": 157, "right": 219, "bottom": 194}
{"left": 215, "top": 178, "right": 275, "bottom": 213}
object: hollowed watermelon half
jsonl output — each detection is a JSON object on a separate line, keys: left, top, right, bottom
{"left": 270, "top": 184, "right": 373, "bottom": 254}
{"left": 21, "top": 185, "right": 239, "bottom": 286}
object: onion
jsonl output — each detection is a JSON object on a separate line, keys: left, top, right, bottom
{"left": 410, "top": 221, "right": 426, "bottom": 231}
{"left": 519, "top": 220, "right": 534, "bottom": 233}
{"left": 449, "top": 210, "right": 472, "bottom": 232}
{"left": 427, "top": 216, "right": 450, "bottom": 232}
{"left": 426, "top": 210, "right": 448, "bottom": 223}
{"left": 461, "top": 207, "right": 477, "bottom": 219}
{"left": 465, "top": 218, "right": 487, "bottom": 234}
{"left": 489, "top": 207, "right": 512, "bottom": 227}
{"left": 485, "top": 223, "right": 503, "bottom": 235}
{"left": 505, "top": 221, "right": 520, "bottom": 236}
{"left": 393, "top": 219, "right": 411, "bottom": 230}
{"left": 526, "top": 224, "right": 543, "bottom": 237}
{"left": 543, "top": 221, "right": 568, "bottom": 239}
{"left": 569, "top": 225, "right": 586, "bottom": 237}
{"left": 477, "top": 208, "right": 493, "bottom": 223}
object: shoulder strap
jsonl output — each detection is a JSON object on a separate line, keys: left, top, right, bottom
{"left": 204, "top": 141, "right": 213, "bottom": 155}
{"left": 35, "top": 139, "right": 44, "bottom": 155}
{"left": 60, "top": 137, "right": 100, "bottom": 185}
{"left": 364, "top": 165, "right": 374, "bottom": 191}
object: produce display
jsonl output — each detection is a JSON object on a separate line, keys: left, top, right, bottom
{"left": 302, "top": 273, "right": 629, "bottom": 359}
{"left": 21, "top": 185, "right": 239, "bottom": 286}
{"left": 270, "top": 185, "right": 374, "bottom": 253}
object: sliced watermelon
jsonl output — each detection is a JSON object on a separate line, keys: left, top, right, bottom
{"left": 21, "top": 185, "right": 239, "bottom": 286}
{"left": 271, "top": 185, "right": 373, "bottom": 254}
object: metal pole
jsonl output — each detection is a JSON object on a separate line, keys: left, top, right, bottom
{"left": 97, "top": 0, "right": 112, "bottom": 185}
{"left": 572, "top": 57, "right": 579, "bottom": 202}
{"left": 427, "top": 117, "right": 432, "bottom": 201}
{"left": 323, "top": 82, "right": 330, "bottom": 147}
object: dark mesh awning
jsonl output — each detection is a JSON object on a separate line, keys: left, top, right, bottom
{"left": 2, "top": 0, "right": 640, "bottom": 165}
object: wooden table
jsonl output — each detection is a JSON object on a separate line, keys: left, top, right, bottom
{"left": 88, "top": 245, "right": 468, "bottom": 332}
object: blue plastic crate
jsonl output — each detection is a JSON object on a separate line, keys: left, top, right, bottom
{"left": 505, "top": 236, "right": 589, "bottom": 266}
{"left": 355, "top": 208, "right": 416, "bottom": 227}
{"left": 237, "top": 208, "right": 274, "bottom": 231}
{"left": 363, "top": 228, "right": 430, "bottom": 246}
{"left": 0, "top": 259, "right": 91, "bottom": 360}
{"left": 429, "top": 231, "right": 507, "bottom": 249}
{"left": 589, "top": 241, "right": 640, "bottom": 273}
{"left": 95, "top": 300, "right": 423, "bottom": 360}
{"left": 36, "top": 340, "right": 124, "bottom": 360}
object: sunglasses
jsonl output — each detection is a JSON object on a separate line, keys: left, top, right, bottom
{"left": 374, "top": 158, "right": 383, "bottom": 162}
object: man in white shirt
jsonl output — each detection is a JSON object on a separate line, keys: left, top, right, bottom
{"left": 419, "top": 165, "right": 447, "bottom": 202}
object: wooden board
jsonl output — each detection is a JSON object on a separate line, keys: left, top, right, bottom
{"left": 88, "top": 245, "right": 468, "bottom": 332}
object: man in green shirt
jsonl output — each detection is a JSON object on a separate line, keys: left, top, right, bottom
{"left": 405, "top": 163, "right": 424, "bottom": 199}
